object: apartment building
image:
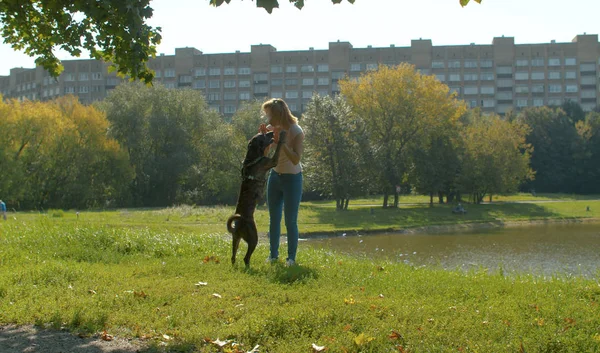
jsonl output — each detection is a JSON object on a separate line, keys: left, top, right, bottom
{"left": 1, "top": 34, "right": 599, "bottom": 115}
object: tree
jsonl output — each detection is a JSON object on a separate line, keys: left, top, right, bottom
{"left": 458, "top": 113, "right": 533, "bottom": 204}
{"left": 574, "top": 112, "right": 600, "bottom": 194}
{"left": 302, "top": 94, "right": 369, "bottom": 210}
{"left": 0, "top": 0, "right": 161, "bottom": 83}
{"left": 230, "top": 100, "right": 266, "bottom": 141}
{"left": 340, "top": 64, "right": 466, "bottom": 208}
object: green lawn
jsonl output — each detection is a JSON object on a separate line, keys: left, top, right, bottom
{"left": 1, "top": 196, "right": 600, "bottom": 352}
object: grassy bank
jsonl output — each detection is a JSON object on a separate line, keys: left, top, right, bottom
{"left": 1, "top": 218, "right": 600, "bottom": 353}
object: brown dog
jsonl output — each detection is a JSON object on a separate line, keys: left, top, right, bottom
{"left": 227, "top": 130, "right": 286, "bottom": 267}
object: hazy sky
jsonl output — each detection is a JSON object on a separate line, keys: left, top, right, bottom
{"left": 1, "top": 0, "right": 599, "bottom": 76}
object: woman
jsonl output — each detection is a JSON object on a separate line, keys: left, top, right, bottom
{"left": 259, "top": 98, "right": 304, "bottom": 266}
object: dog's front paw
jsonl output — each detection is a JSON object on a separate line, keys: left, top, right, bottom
{"left": 278, "top": 130, "right": 287, "bottom": 144}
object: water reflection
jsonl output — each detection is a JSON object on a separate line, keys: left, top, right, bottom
{"left": 307, "top": 223, "right": 600, "bottom": 277}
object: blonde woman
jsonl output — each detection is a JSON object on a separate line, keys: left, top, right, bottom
{"left": 258, "top": 98, "right": 304, "bottom": 266}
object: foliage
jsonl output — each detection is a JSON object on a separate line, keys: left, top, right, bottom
{"left": 0, "top": 95, "right": 133, "bottom": 209}
{"left": 340, "top": 64, "right": 467, "bottom": 208}
{"left": 100, "top": 83, "right": 241, "bottom": 206}
{"left": 0, "top": 0, "right": 161, "bottom": 83}
{"left": 458, "top": 113, "right": 534, "bottom": 204}
{"left": 230, "top": 100, "right": 265, "bottom": 141}
{"left": 302, "top": 95, "right": 370, "bottom": 210}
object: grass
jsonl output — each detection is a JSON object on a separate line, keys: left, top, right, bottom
{"left": 1, "top": 195, "right": 600, "bottom": 352}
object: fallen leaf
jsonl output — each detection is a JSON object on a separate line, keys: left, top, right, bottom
{"left": 343, "top": 324, "right": 352, "bottom": 331}
{"left": 354, "top": 333, "right": 375, "bottom": 346}
{"left": 101, "top": 330, "right": 113, "bottom": 341}
{"left": 88, "top": 289, "right": 97, "bottom": 295}
{"left": 134, "top": 291, "right": 147, "bottom": 298}
{"left": 337, "top": 261, "right": 343, "bottom": 265}
{"left": 195, "top": 281, "right": 208, "bottom": 286}
{"left": 312, "top": 343, "right": 326, "bottom": 352}
{"left": 520, "top": 342, "right": 526, "bottom": 353}
{"left": 212, "top": 338, "right": 231, "bottom": 347}
{"left": 212, "top": 293, "right": 222, "bottom": 299}
{"left": 344, "top": 297, "right": 355, "bottom": 305}
{"left": 234, "top": 296, "right": 242, "bottom": 301}
{"left": 389, "top": 330, "right": 402, "bottom": 340}
{"left": 376, "top": 265, "right": 385, "bottom": 271}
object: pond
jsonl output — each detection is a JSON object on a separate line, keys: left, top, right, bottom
{"left": 306, "top": 222, "right": 600, "bottom": 277}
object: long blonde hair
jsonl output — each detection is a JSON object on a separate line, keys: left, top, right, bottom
{"left": 262, "top": 98, "right": 298, "bottom": 129}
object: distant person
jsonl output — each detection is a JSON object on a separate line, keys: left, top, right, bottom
{"left": 0, "top": 199, "right": 6, "bottom": 220}
{"left": 259, "top": 98, "right": 305, "bottom": 266}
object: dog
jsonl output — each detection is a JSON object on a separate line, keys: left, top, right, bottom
{"left": 227, "top": 129, "right": 286, "bottom": 267}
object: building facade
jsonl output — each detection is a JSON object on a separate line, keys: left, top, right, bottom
{"left": 1, "top": 34, "right": 599, "bottom": 115}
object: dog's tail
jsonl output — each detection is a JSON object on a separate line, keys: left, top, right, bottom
{"left": 227, "top": 214, "right": 243, "bottom": 234}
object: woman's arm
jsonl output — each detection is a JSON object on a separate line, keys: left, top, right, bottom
{"left": 282, "top": 131, "right": 304, "bottom": 165}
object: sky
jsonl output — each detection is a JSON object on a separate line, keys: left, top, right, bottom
{"left": 1, "top": 0, "right": 599, "bottom": 76}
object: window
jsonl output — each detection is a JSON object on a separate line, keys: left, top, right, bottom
{"left": 224, "top": 67, "right": 236, "bottom": 75}
{"left": 317, "top": 64, "right": 329, "bottom": 72}
{"left": 565, "top": 71, "right": 577, "bottom": 79}
{"left": 224, "top": 80, "right": 236, "bottom": 88}
{"left": 331, "top": 71, "right": 346, "bottom": 80}
{"left": 164, "top": 69, "right": 176, "bottom": 78}
{"left": 288, "top": 103, "right": 297, "bottom": 111}
{"left": 286, "top": 66, "right": 297, "bottom": 73}
{"left": 548, "top": 58, "right": 561, "bottom": 66}
{"left": 271, "top": 91, "right": 283, "bottom": 98}
{"left": 271, "top": 66, "right": 283, "bottom": 74}
{"left": 366, "top": 63, "right": 378, "bottom": 70}
{"left": 533, "top": 98, "right": 544, "bottom": 107}
{"left": 548, "top": 72, "right": 561, "bottom": 80}
{"left": 581, "top": 77, "right": 596, "bottom": 85}
{"left": 239, "top": 80, "right": 250, "bottom": 88}
{"left": 566, "top": 85, "right": 578, "bottom": 93}
{"left": 580, "top": 63, "right": 596, "bottom": 71}
{"left": 79, "top": 73, "right": 89, "bottom": 81}
{"left": 481, "top": 86, "right": 495, "bottom": 95}
{"left": 516, "top": 59, "right": 529, "bottom": 67}
{"left": 432, "top": 61, "right": 445, "bottom": 69}
{"left": 239, "top": 92, "right": 251, "bottom": 100}
{"left": 464, "top": 74, "right": 478, "bottom": 81}
{"left": 254, "top": 73, "right": 268, "bottom": 81}
{"left": 209, "top": 105, "right": 220, "bottom": 113}
{"left": 497, "top": 92, "right": 512, "bottom": 100}
{"left": 449, "top": 74, "right": 461, "bottom": 82}
{"left": 496, "top": 66, "right": 513, "bottom": 74}
{"left": 317, "top": 77, "right": 329, "bottom": 85}
{"left": 531, "top": 58, "right": 544, "bottom": 67}
{"left": 435, "top": 74, "right": 445, "bottom": 82}
{"left": 302, "top": 78, "right": 314, "bottom": 86}
{"left": 271, "top": 79, "right": 283, "bottom": 86}
{"left": 565, "top": 58, "right": 576, "bottom": 66}
{"left": 318, "top": 90, "right": 329, "bottom": 97}
{"left": 224, "top": 92, "right": 237, "bottom": 100}
{"left": 480, "top": 60, "right": 493, "bottom": 68}
{"left": 515, "top": 86, "right": 529, "bottom": 93}
{"left": 285, "top": 78, "right": 298, "bottom": 86}
{"left": 209, "top": 80, "right": 220, "bottom": 88}
{"left": 302, "top": 91, "right": 313, "bottom": 98}
{"left": 301, "top": 65, "right": 314, "bottom": 72}
{"left": 285, "top": 91, "right": 298, "bottom": 99}
{"left": 209, "top": 68, "right": 221, "bottom": 76}
{"left": 531, "top": 84, "right": 544, "bottom": 93}
{"left": 482, "top": 99, "right": 495, "bottom": 107}
{"left": 549, "top": 84, "right": 562, "bottom": 93}
{"left": 515, "top": 72, "right": 529, "bottom": 80}
{"left": 154, "top": 70, "right": 162, "bottom": 78}
{"left": 449, "top": 87, "right": 460, "bottom": 94}
{"left": 78, "top": 86, "right": 89, "bottom": 93}
{"left": 164, "top": 82, "right": 176, "bottom": 89}
{"left": 448, "top": 61, "right": 461, "bottom": 69}
{"left": 480, "top": 72, "right": 494, "bottom": 81}
{"left": 581, "top": 90, "right": 597, "bottom": 98}
{"left": 207, "top": 93, "right": 220, "bottom": 101}
{"left": 469, "top": 100, "right": 478, "bottom": 108}
{"left": 254, "top": 85, "right": 268, "bottom": 94}
{"left": 106, "top": 78, "right": 120, "bottom": 86}
{"left": 464, "top": 60, "right": 478, "bottom": 68}
{"left": 548, "top": 99, "right": 562, "bottom": 106}
{"left": 92, "top": 72, "right": 103, "bottom": 80}
{"left": 350, "top": 63, "right": 361, "bottom": 71}
{"left": 531, "top": 72, "right": 545, "bottom": 80}
{"left": 516, "top": 99, "right": 528, "bottom": 107}
{"left": 179, "top": 75, "right": 192, "bottom": 83}
{"left": 64, "top": 73, "right": 75, "bottom": 81}
{"left": 193, "top": 80, "right": 205, "bottom": 89}
{"left": 224, "top": 105, "right": 236, "bottom": 114}
{"left": 194, "top": 68, "right": 206, "bottom": 77}
{"left": 238, "top": 67, "right": 251, "bottom": 75}
{"left": 464, "top": 86, "right": 478, "bottom": 95}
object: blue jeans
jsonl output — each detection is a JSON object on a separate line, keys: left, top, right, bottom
{"left": 267, "top": 170, "right": 303, "bottom": 261}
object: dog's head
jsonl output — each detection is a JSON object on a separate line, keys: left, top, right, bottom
{"left": 244, "top": 131, "right": 274, "bottom": 163}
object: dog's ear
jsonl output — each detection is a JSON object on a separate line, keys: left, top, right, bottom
{"left": 265, "top": 131, "right": 274, "bottom": 139}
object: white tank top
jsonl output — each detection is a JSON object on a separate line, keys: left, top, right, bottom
{"left": 274, "top": 124, "right": 303, "bottom": 174}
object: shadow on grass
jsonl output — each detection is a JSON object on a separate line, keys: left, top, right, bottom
{"left": 241, "top": 263, "right": 319, "bottom": 285}
{"left": 305, "top": 202, "right": 565, "bottom": 236}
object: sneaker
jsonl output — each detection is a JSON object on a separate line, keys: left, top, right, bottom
{"left": 266, "top": 257, "right": 278, "bottom": 264}
{"left": 285, "top": 259, "right": 296, "bottom": 267}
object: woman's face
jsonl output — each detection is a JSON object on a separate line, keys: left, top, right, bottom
{"left": 264, "top": 107, "right": 277, "bottom": 126}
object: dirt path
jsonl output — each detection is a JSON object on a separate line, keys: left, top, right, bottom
{"left": 0, "top": 325, "right": 146, "bottom": 353}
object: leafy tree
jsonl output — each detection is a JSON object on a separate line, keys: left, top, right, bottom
{"left": 458, "top": 114, "right": 533, "bottom": 204}
{"left": 340, "top": 64, "right": 466, "bottom": 208}
{"left": 230, "top": 100, "right": 266, "bottom": 141}
{"left": 515, "top": 107, "right": 579, "bottom": 193}
{"left": 302, "top": 94, "right": 369, "bottom": 210}
{"left": 0, "top": 0, "right": 161, "bottom": 83}
{"left": 574, "top": 112, "right": 600, "bottom": 194}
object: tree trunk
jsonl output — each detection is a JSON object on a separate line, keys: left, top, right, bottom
{"left": 489, "top": 194, "right": 492, "bottom": 203}
{"left": 447, "top": 192, "right": 455, "bottom": 204}
{"left": 393, "top": 191, "right": 399, "bottom": 208}
{"left": 438, "top": 192, "right": 444, "bottom": 204}
{"left": 344, "top": 198, "right": 349, "bottom": 210}
{"left": 336, "top": 199, "right": 342, "bottom": 210}
{"left": 383, "top": 193, "right": 389, "bottom": 208}
{"left": 429, "top": 192, "right": 434, "bottom": 207}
